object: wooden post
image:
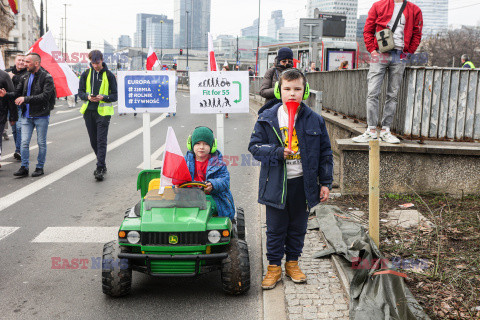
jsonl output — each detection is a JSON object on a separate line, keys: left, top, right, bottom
{"left": 369, "top": 139, "right": 380, "bottom": 247}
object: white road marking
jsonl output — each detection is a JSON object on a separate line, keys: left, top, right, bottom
{"left": 49, "top": 116, "right": 83, "bottom": 127}
{"left": 137, "top": 144, "right": 165, "bottom": 169}
{"left": 1, "top": 141, "right": 53, "bottom": 160}
{"left": 0, "top": 161, "right": 13, "bottom": 167}
{"left": 0, "top": 114, "right": 167, "bottom": 212}
{"left": 32, "top": 227, "right": 118, "bottom": 243}
{"left": 0, "top": 227, "right": 20, "bottom": 241}
{"left": 55, "top": 109, "right": 77, "bottom": 114}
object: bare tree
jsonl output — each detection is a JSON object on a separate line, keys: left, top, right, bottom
{"left": 419, "top": 26, "right": 480, "bottom": 67}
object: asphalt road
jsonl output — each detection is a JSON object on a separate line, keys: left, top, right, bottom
{"left": 0, "top": 93, "right": 262, "bottom": 319}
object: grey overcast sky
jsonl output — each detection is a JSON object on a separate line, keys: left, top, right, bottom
{"left": 31, "top": 0, "right": 480, "bottom": 53}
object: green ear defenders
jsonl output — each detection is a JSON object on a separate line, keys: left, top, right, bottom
{"left": 274, "top": 69, "right": 310, "bottom": 100}
{"left": 186, "top": 126, "right": 218, "bottom": 154}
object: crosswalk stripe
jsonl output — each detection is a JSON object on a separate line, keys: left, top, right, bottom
{"left": 32, "top": 227, "right": 118, "bottom": 243}
{"left": 0, "top": 227, "right": 20, "bottom": 241}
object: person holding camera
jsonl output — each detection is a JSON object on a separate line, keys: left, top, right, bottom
{"left": 78, "top": 50, "right": 118, "bottom": 181}
{"left": 353, "top": 0, "right": 423, "bottom": 144}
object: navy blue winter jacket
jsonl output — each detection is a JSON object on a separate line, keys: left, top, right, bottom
{"left": 185, "top": 150, "right": 235, "bottom": 219}
{"left": 248, "top": 102, "right": 333, "bottom": 210}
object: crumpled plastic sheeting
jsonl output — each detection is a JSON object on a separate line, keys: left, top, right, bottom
{"left": 309, "top": 204, "right": 430, "bottom": 320}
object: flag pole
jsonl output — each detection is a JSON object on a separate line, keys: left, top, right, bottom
{"left": 143, "top": 111, "right": 151, "bottom": 170}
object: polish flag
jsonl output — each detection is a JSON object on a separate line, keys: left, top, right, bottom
{"left": 207, "top": 33, "right": 217, "bottom": 71}
{"left": 27, "top": 31, "right": 79, "bottom": 98}
{"left": 146, "top": 46, "right": 160, "bottom": 71}
{"left": 8, "top": 0, "right": 19, "bottom": 14}
{"left": 160, "top": 127, "right": 192, "bottom": 192}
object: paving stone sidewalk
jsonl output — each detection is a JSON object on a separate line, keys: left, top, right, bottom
{"left": 284, "top": 228, "right": 349, "bottom": 320}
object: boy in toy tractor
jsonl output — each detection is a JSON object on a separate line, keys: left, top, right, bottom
{"left": 184, "top": 126, "right": 235, "bottom": 220}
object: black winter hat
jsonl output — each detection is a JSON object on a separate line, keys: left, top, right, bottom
{"left": 277, "top": 47, "right": 293, "bottom": 61}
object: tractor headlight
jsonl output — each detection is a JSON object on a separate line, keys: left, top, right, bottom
{"left": 127, "top": 231, "right": 140, "bottom": 244}
{"left": 208, "top": 230, "right": 221, "bottom": 243}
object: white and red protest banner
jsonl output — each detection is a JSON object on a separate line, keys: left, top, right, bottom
{"left": 28, "top": 31, "right": 79, "bottom": 98}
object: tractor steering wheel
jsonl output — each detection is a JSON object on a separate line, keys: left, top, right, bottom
{"left": 178, "top": 181, "right": 207, "bottom": 190}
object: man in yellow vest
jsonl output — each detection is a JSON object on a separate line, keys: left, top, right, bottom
{"left": 78, "top": 50, "right": 117, "bottom": 181}
{"left": 461, "top": 54, "right": 475, "bottom": 69}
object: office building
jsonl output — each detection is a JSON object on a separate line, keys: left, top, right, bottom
{"left": 307, "top": 0, "right": 358, "bottom": 40}
{"left": 268, "top": 10, "right": 284, "bottom": 40}
{"left": 173, "top": 0, "right": 211, "bottom": 50}
{"left": 117, "top": 35, "right": 132, "bottom": 50}
{"left": 146, "top": 16, "right": 174, "bottom": 49}
{"left": 409, "top": 0, "right": 448, "bottom": 35}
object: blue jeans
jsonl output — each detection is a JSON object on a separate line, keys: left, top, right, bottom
{"left": 366, "top": 50, "right": 406, "bottom": 128}
{"left": 12, "top": 107, "right": 22, "bottom": 153}
{"left": 20, "top": 117, "right": 49, "bottom": 169}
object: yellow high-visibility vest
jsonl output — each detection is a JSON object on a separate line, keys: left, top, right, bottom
{"left": 80, "top": 69, "right": 114, "bottom": 116}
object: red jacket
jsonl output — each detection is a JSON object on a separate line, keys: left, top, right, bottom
{"left": 364, "top": 0, "right": 423, "bottom": 54}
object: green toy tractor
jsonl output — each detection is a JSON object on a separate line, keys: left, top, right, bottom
{"left": 102, "top": 170, "right": 250, "bottom": 297}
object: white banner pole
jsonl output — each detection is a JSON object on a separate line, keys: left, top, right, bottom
{"left": 143, "top": 112, "right": 151, "bottom": 169}
{"left": 216, "top": 113, "right": 225, "bottom": 154}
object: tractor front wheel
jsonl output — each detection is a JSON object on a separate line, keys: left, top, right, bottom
{"left": 102, "top": 241, "right": 132, "bottom": 297}
{"left": 221, "top": 238, "right": 250, "bottom": 295}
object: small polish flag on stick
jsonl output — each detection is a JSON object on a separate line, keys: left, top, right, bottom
{"left": 146, "top": 46, "right": 160, "bottom": 71}
{"left": 28, "top": 31, "right": 79, "bottom": 98}
{"left": 159, "top": 127, "right": 192, "bottom": 193}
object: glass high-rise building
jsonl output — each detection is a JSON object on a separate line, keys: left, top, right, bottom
{"left": 307, "top": 0, "right": 358, "bottom": 41}
{"left": 409, "top": 0, "right": 448, "bottom": 35}
{"left": 146, "top": 16, "right": 174, "bottom": 49}
{"left": 268, "top": 10, "right": 285, "bottom": 40}
{"left": 173, "top": 0, "right": 211, "bottom": 50}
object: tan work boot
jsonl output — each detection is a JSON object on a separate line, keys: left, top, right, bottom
{"left": 285, "top": 261, "right": 307, "bottom": 283}
{"left": 261, "top": 265, "right": 282, "bottom": 289}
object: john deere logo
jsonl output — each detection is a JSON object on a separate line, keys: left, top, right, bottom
{"left": 169, "top": 234, "right": 178, "bottom": 244}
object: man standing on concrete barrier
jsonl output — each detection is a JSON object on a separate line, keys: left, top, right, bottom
{"left": 353, "top": 0, "right": 423, "bottom": 144}
{"left": 461, "top": 54, "right": 475, "bottom": 69}
{"left": 78, "top": 50, "right": 117, "bottom": 181}
{"left": 0, "top": 53, "right": 56, "bottom": 177}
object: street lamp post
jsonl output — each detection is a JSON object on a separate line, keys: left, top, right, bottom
{"left": 186, "top": 10, "right": 189, "bottom": 69}
{"left": 160, "top": 20, "right": 164, "bottom": 66}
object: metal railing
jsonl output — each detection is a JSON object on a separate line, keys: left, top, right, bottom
{"left": 306, "top": 68, "right": 480, "bottom": 140}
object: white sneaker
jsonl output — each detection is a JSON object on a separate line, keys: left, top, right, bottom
{"left": 379, "top": 131, "right": 400, "bottom": 144}
{"left": 352, "top": 130, "right": 377, "bottom": 143}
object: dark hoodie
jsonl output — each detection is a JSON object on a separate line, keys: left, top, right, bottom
{"left": 78, "top": 62, "right": 118, "bottom": 111}
{"left": 5, "top": 65, "right": 28, "bottom": 88}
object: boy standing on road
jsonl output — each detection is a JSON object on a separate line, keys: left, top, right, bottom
{"left": 249, "top": 69, "right": 333, "bottom": 289}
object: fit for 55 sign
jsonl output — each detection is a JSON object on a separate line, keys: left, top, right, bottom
{"left": 117, "top": 71, "right": 177, "bottom": 113}
{"left": 190, "top": 71, "right": 249, "bottom": 114}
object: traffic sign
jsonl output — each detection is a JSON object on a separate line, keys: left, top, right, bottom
{"left": 190, "top": 71, "right": 249, "bottom": 114}
{"left": 117, "top": 71, "right": 176, "bottom": 113}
